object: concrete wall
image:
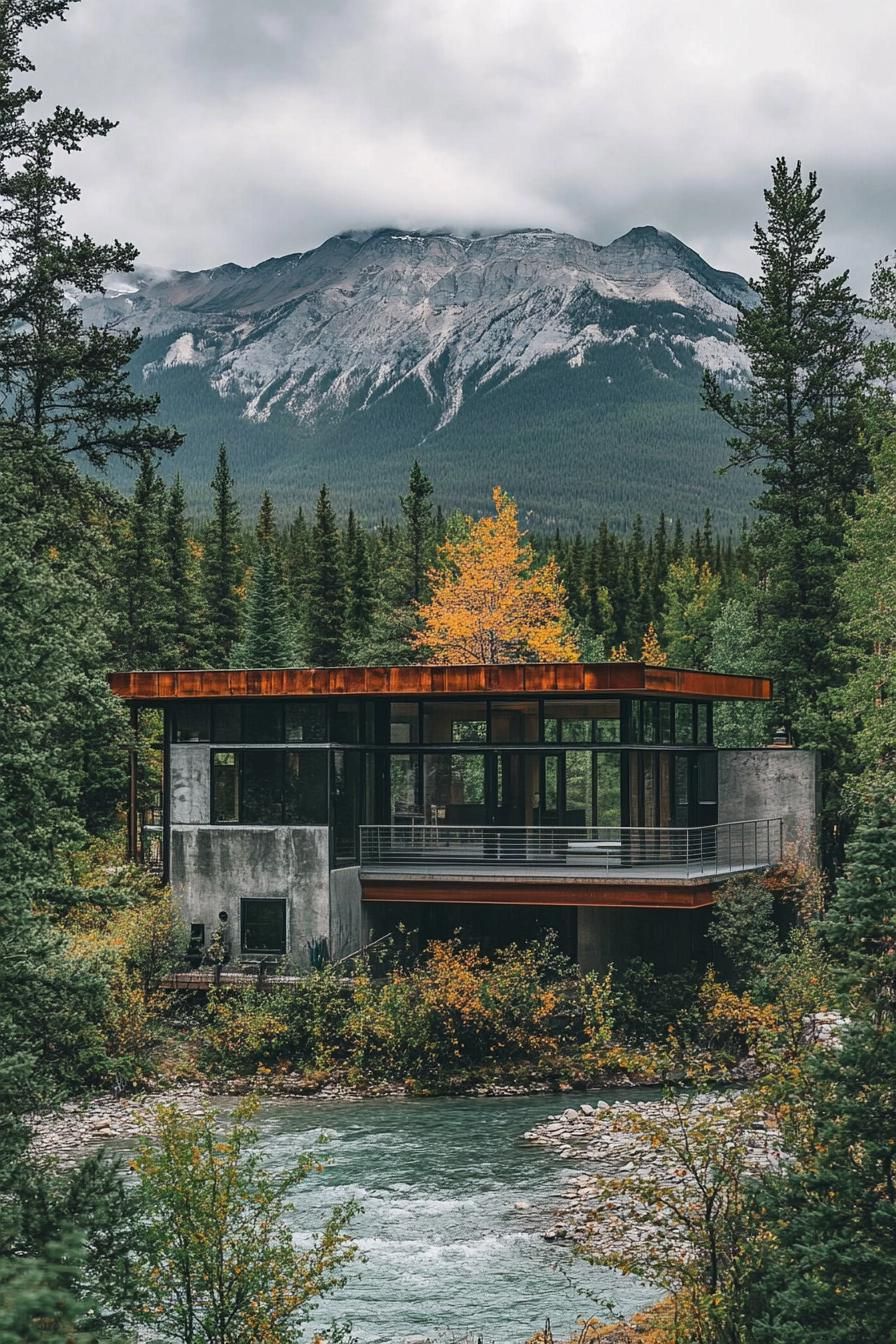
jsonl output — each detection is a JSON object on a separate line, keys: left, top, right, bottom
{"left": 717, "top": 749, "right": 819, "bottom": 866}
{"left": 170, "top": 825, "right": 330, "bottom": 966}
{"left": 170, "top": 745, "right": 211, "bottom": 825}
{"left": 329, "top": 866, "right": 366, "bottom": 962}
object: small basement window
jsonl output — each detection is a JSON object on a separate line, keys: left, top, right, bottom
{"left": 240, "top": 898, "right": 287, "bottom": 955}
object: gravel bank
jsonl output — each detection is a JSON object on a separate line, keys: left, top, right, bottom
{"left": 525, "top": 1092, "right": 784, "bottom": 1259}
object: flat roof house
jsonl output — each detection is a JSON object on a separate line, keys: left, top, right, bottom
{"left": 109, "top": 663, "right": 818, "bottom": 973}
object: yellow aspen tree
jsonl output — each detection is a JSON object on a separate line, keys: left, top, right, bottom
{"left": 609, "top": 642, "right": 631, "bottom": 662}
{"left": 640, "top": 622, "right": 668, "bottom": 666}
{"left": 414, "top": 487, "right": 579, "bottom": 663}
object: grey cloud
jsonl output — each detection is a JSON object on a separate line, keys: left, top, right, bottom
{"left": 26, "top": 0, "right": 896, "bottom": 291}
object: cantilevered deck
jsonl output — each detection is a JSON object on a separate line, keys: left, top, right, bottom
{"left": 359, "top": 819, "right": 783, "bottom": 909}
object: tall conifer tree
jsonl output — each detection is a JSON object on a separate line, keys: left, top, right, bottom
{"left": 232, "top": 496, "right": 297, "bottom": 669}
{"left": 201, "top": 445, "right": 243, "bottom": 665}
{"left": 343, "top": 507, "right": 373, "bottom": 647}
{"left": 115, "top": 457, "right": 169, "bottom": 669}
{"left": 703, "top": 158, "right": 867, "bottom": 744}
{"left": 0, "top": 4, "right": 181, "bottom": 481}
{"left": 161, "top": 475, "right": 204, "bottom": 667}
{"left": 398, "top": 461, "right": 435, "bottom": 603}
{"left": 306, "top": 486, "right": 345, "bottom": 665}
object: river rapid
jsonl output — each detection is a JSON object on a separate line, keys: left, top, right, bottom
{"left": 252, "top": 1091, "right": 660, "bottom": 1344}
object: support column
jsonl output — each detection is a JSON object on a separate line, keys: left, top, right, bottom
{"left": 127, "top": 703, "right": 139, "bottom": 863}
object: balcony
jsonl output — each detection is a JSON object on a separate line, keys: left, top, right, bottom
{"left": 359, "top": 820, "right": 783, "bottom": 903}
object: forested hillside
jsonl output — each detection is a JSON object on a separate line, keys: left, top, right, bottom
{"left": 128, "top": 326, "right": 756, "bottom": 530}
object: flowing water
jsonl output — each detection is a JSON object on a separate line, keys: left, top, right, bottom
{"left": 253, "top": 1091, "right": 660, "bottom": 1344}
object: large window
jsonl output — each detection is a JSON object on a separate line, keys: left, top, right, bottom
{"left": 596, "top": 753, "right": 621, "bottom": 827}
{"left": 243, "top": 701, "right": 284, "bottom": 743}
{"left": 544, "top": 699, "right": 621, "bottom": 744}
{"left": 491, "top": 701, "right": 538, "bottom": 743}
{"left": 212, "top": 702, "right": 242, "bottom": 742}
{"left": 174, "top": 704, "right": 210, "bottom": 742}
{"left": 422, "top": 752, "right": 486, "bottom": 824}
{"left": 332, "top": 701, "right": 361, "bottom": 743}
{"left": 332, "top": 749, "right": 363, "bottom": 863}
{"left": 564, "top": 752, "right": 593, "bottom": 826}
{"left": 211, "top": 750, "right": 328, "bottom": 824}
{"left": 389, "top": 754, "right": 420, "bottom": 820}
{"left": 390, "top": 702, "right": 420, "bottom": 744}
{"left": 675, "top": 703, "right": 695, "bottom": 744}
{"left": 240, "top": 898, "right": 286, "bottom": 955}
{"left": 285, "top": 751, "right": 329, "bottom": 824}
{"left": 423, "top": 701, "right": 487, "bottom": 744}
{"left": 212, "top": 751, "right": 238, "bottom": 822}
{"left": 285, "top": 702, "right": 327, "bottom": 742}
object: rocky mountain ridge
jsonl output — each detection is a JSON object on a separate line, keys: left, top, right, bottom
{"left": 79, "top": 225, "right": 756, "bottom": 527}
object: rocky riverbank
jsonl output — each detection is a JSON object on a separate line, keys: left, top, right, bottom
{"left": 525, "top": 1093, "right": 784, "bottom": 1259}
{"left": 27, "top": 1074, "right": 585, "bottom": 1159}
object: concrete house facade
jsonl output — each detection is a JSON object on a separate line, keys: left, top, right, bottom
{"left": 109, "top": 663, "right": 818, "bottom": 973}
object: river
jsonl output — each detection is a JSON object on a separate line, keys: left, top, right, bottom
{"left": 252, "top": 1090, "right": 660, "bottom": 1344}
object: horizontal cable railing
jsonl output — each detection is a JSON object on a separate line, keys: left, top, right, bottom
{"left": 359, "top": 819, "right": 783, "bottom": 878}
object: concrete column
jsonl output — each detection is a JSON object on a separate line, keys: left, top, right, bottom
{"left": 717, "top": 749, "right": 819, "bottom": 866}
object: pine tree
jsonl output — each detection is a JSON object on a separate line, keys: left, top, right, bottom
{"left": 284, "top": 507, "right": 311, "bottom": 636}
{"left": 201, "top": 445, "right": 243, "bottom": 665}
{"left": 702, "top": 158, "right": 867, "bottom": 744}
{"left": 161, "top": 476, "right": 204, "bottom": 668}
{"left": 231, "top": 499, "right": 298, "bottom": 669}
{"left": 256, "top": 491, "right": 275, "bottom": 545}
{"left": 306, "top": 485, "right": 345, "bottom": 665}
{"left": 398, "top": 461, "right": 435, "bottom": 603}
{"left": 751, "top": 1018, "right": 896, "bottom": 1344}
{"left": 823, "top": 792, "right": 896, "bottom": 1021}
{"left": 343, "top": 508, "right": 374, "bottom": 650}
{"left": 836, "top": 435, "right": 896, "bottom": 793}
{"left": 114, "top": 457, "right": 169, "bottom": 669}
{"left": 0, "top": 4, "right": 181, "bottom": 480}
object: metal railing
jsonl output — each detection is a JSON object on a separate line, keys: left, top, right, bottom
{"left": 359, "top": 819, "right": 783, "bottom": 879}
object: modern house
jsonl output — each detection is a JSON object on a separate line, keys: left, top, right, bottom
{"left": 108, "top": 663, "right": 818, "bottom": 973}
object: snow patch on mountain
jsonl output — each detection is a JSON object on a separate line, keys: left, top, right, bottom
{"left": 76, "top": 224, "right": 753, "bottom": 434}
{"left": 690, "top": 335, "right": 751, "bottom": 376}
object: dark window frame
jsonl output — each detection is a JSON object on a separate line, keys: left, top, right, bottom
{"left": 211, "top": 748, "right": 329, "bottom": 825}
{"left": 240, "top": 897, "right": 287, "bottom": 956}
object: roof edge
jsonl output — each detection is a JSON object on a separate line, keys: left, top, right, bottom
{"left": 107, "top": 663, "right": 772, "bottom": 703}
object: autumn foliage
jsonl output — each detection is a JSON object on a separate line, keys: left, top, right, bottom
{"left": 414, "top": 486, "right": 579, "bottom": 663}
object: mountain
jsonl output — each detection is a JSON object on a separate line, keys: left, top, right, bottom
{"left": 82, "top": 225, "right": 756, "bottom": 529}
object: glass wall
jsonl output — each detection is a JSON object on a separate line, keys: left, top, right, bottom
{"left": 210, "top": 750, "right": 327, "bottom": 825}
{"left": 491, "top": 700, "right": 539, "bottom": 743}
{"left": 422, "top": 752, "right": 486, "bottom": 824}
{"left": 176, "top": 694, "right": 711, "bottom": 748}
{"left": 423, "top": 700, "right": 487, "bottom": 744}
{"left": 544, "top": 699, "right": 621, "bottom": 743}
{"left": 193, "top": 694, "right": 719, "bottom": 840}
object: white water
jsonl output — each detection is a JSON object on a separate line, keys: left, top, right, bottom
{"left": 254, "top": 1091, "right": 660, "bottom": 1344}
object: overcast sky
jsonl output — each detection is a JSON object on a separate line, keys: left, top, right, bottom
{"left": 29, "top": 0, "right": 896, "bottom": 290}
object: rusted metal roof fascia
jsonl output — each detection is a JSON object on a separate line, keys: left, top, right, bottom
{"left": 107, "top": 664, "right": 772, "bottom": 703}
